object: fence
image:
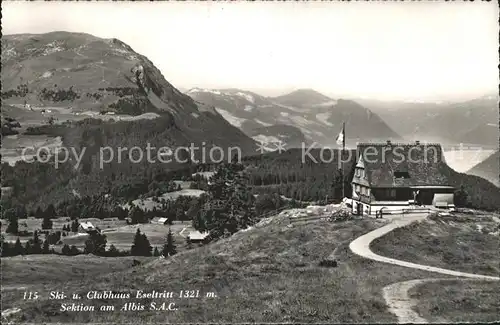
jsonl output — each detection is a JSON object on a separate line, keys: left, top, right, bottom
{"left": 377, "top": 207, "right": 432, "bottom": 216}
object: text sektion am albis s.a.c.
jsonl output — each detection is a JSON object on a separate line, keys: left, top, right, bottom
{"left": 22, "top": 290, "right": 218, "bottom": 312}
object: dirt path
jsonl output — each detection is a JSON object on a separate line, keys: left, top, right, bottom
{"left": 349, "top": 213, "right": 500, "bottom": 280}
{"left": 382, "top": 278, "right": 453, "bottom": 324}
{"left": 349, "top": 213, "right": 500, "bottom": 323}
{"left": 1, "top": 307, "right": 22, "bottom": 319}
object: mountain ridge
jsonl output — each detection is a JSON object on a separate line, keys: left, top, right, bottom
{"left": 187, "top": 88, "right": 402, "bottom": 147}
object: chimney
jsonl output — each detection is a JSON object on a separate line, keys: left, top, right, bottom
{"left": 415, "top": 140, "right": 420, "bottom": 145}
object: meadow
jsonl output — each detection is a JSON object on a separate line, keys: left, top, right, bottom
{"left": 1, "top": 216, "right": 439, "bottom": 323}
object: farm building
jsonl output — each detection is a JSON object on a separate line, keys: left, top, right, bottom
{"left": 187, "top": 230, "right": 209, "bottom": 243}
{"left": 350, "top": 141, "right": 455, "bottom": 216}
{"left": 151, "top": 217, "right": 169, "bottom": 225}
{"left": 78, "top": 221, "right": 97, "bottom": 233}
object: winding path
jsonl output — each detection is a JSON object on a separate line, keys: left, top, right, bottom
{"left": 349, "top": 213, "right": 500, "bottom": 323}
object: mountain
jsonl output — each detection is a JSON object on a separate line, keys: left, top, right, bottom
{"left": 1, "top": 32, "right": 256, "bottom": 154}
{"left": 355, "top": 95, "right": 499, "bottom": 147}
{"left": 466, "top": 151, "right": 499, "bottom": 187}
{"left": 187, "top": 88, "right": 401, "bottom": 148}
{"left": 0, "top": 32, "right": 257, "bottom": 206}
{"left": 271, "top": 88, "right": 335, "bottom": 108}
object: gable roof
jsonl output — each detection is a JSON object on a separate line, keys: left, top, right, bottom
{"left": 355, "top": 155, "right": 365, "bottom": 168}
{"left": 355, "top": 142, "right": 450, "bottom": 188}
{"left": 79, "top": 221, "right": 95, "bottom": 230}
{"left": 151, "top": 217, "right": 168, "bottom": 224}
{"left": 188, "top": 231, "right": 209, "bottom": 240}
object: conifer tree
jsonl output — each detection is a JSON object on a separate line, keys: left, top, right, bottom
{"left": 42, "top": 215, "right": 53, "bottom": 230}
{"left": 107, "top": 244, "right": 119, "bottom": 257}
{"left": 194, "top": 160, "right": 256, "bottom": 240}
{"left": 62, "top": 244, "right": 71, "bottom": 255}
{"left": 35, "top": 206, "right": 43, "bottom": 219}
{"left": 44, "top": 203, "right": 56, "bottom": 219}
{"left": 130, "top": 229, "right": 152, "bottom": 256}
{"left": 42, "top": 239, "right": 50, "bottom": 254}
{"left": 30, "top": 230, "right": 43, "bottom": 254}
{"left": 6, "top": 215, "right": 19, "bottom": 234}
{"left": 24, "top": 241, "right": 32, "bottom": 255}
{"left": 162, "top": 228, "right": 177, "bottom": 257}
{"left": 84, "top": 232, "right": 107, "bottom": 255}
{"left": 153, "top": 246, "right": 160, "bottom": 257}
{"left": 13, "top": 237, "right": 24, "bottom": 256}
{"left": 71, "top": 219, "right": 79, "bottom": 232}
{"left": 69, "top": 245, "right": 80, "bottom": 256}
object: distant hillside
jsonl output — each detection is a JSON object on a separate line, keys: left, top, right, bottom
{"left": 248, "top": 124, "right": 308, "bottom": 149}
{"left": 187, "top": 88, "right": 401, "bottom": 147}
{"left": 356, "top": 95, "right": 498, "bottom": 147}
{"left": 271, "top": 88, "right": 334, "bottom": 108}
{"left": 466, "top": 151, "right": 499, "bottom": 187}
{"left": 457, "top": 124, "right": 499, "bottom": 147}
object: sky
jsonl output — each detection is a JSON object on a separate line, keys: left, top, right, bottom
{"left": 2, "top": 1, "right": 499, "bottom": 101}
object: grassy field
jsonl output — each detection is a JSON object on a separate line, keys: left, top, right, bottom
{"left": 370, "top": 212, "right": 500, "bottom": 276}
{"left": 61, "top": 221, "right": 192, "bottom": 252}
{"left": 1, "top": 216, "right": 439, "bottom": 323}
{"left": 1, "top": 217, "right": 127, "bottom": 243}
{"left": 1, "top": 255, "right": 153, "bottom": 311}
{"left": 122, "top": 189, "right": 206, "bottom": 211}
{"left": 409, "top": 279, "right": 500, "bottom": 323}
{"left": 2, "top": 217, "right": 192, "bottom": 253}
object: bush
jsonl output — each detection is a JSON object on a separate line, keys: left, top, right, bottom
{"left": 319, "top": 259, "right": 338, "bottom": 267}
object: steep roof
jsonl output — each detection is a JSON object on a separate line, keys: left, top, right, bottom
{"left": 79, "top": 221, "right": 95, "bottom": 230}
{"left": 356, "top": 142, "right": 450, "bottom": 188}
{"left": 188, "top": 231, "right": 209, "bottom": 240}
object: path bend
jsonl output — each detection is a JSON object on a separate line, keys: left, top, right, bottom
{"left": 349, "top": 213, "right": 500, "bottom": 280}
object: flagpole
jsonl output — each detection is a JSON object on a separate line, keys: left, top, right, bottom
{"left": 341, "top": 122, "right": 345, "bottom": 199}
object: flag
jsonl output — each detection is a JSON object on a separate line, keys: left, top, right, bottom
{"left": 336, "top": 122, "right": 345, "bottom": 146}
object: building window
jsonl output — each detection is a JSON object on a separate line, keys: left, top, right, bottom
{"left": 390, "top": 189, "right": 396, "bottom": 197}
{"left": 367, "top": 188, "right": 370, "bottom": 196}
{"left": 356, "top": 168, "right": 360, "bottom": 177}
{"left": 356, "top": 185, "right": 360, "bottom": 192}
{"left": 360, "top": 169, "right": 364, "bottom": 178}
{"left": 394, "top": 171, "right": 410, "bottom": 179}
{"left": 361, "top": 186, "right": 365, "bottom": 195}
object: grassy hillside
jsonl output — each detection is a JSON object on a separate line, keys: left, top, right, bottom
{"left": 410, "top": 279, "right": 500, "bottom": 323}
{"left": 466, "top": 151, "right": 500, "bottom": 187}
{"left": 370, "top": 212, "right": 500, "bottom": 276}
{"left": 1, "top": 255, "right": 153, "bottom": 312}
{"left": 2, "top": 216, "right": 435, "bottom": 323}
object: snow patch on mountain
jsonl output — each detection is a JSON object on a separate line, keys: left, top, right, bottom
{"left": 236, "top": 92, "right": 255, "bottom": 103}
{"left": 215, "top": 108, "right": 247, "bottom": 127}
{"left": 280, "top": 112, "right": 289, "bottom": 117}
{"left": 255, "top": 119, "right": 273, "bottom": 127}
{"left": 290, "top": 115, "right": 315, "bottom": 126}
{"left": 244, "top": 105, "right": 254, "bottom": 112}
{"left": 315, "top": 112, "right": 333, "bottom": 126}
{"left": 3, "top": 47, "right": 17, "bottom": 59}
{"left": 273, "top": 102, "right": 309, "bottom": 113}
{"left": 42, "top": 41, "right": 65, "bottom": 56}
{"left": 188, "top": 88, "right": 222, "bottom": 96}
{"left": 311, "top": 100, "right": 337, "bottom": 107}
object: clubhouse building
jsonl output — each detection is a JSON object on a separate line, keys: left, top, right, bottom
{"left": 351, "top": 141, "right": 455, "bottom": 216}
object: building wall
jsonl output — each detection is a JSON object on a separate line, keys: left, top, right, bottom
{"left": 372, "top": 188, "right": 412, "bottom": 201}
{"left": 352, "top": 199, "right": 415, "bottom": 216}
{"left": 351, "top": 199, "right": 371, "bottom": 215}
